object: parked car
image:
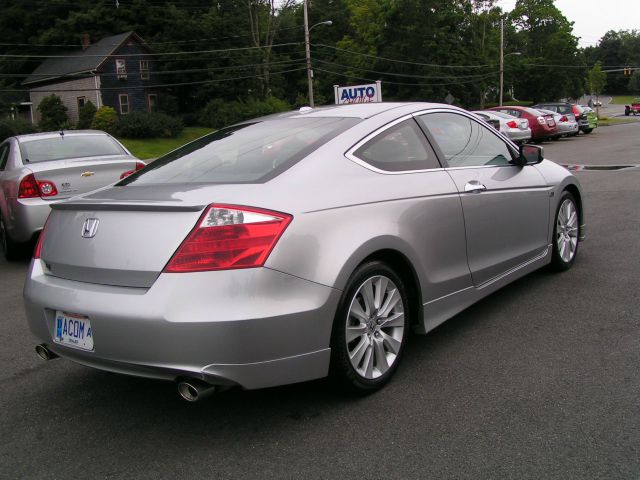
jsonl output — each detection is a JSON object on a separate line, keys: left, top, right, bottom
{"left": 24, "top": 103, "right": 585, "bottom": 401}
{"left": 536, "top": 108, "right": 579, "bottom": 138}
{"left": 0, "top": 130, "right": 143, "bottom": 260}
{"left": 472, "top": 110, "right": 532, "bottom": 144}
{"left": 487, "top": 106, "right": 558, "bottom": 142}
{"left": 533, "top": 102, "right": 595, "bottom": 134}
{"left": 580, "top": 106, "right": 599, "bottom": 129}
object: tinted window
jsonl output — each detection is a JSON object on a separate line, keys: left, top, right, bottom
{"left": 120, "top": 117, "right": 359, "bottom": 185}
{"left": 19, "top": 135, "right": 125, "bottom": 163}
{"left": 353, "top": 119, "right": 439, "bottom": 172}
{"left": 0, "top": 144, "right": 9, "bottom": 170}
{"left": 417, "top": 113, "right": 514, "bottom": 168}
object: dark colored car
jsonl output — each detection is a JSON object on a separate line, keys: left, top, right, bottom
{"left": 488, "top": 106, "right": 557, "bottom": 142}
{"left": 533, "top": 102, "right": 594, "bottom": 134}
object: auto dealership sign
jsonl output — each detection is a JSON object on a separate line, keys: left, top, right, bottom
{"left": 334, "top": 81, "right": 382, "bottom": 105}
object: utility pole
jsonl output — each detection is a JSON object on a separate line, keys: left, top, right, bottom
{"left": 304, "top": 0, "right": 314, "bottom": 107}
{"left": 499, "top": 17, "right": 504, "bottom": 107}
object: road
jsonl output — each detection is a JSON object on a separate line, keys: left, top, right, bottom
{"left": 1, "top": 123, "right": 639, "bottom": 479}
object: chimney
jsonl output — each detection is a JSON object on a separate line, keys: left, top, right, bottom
{"left": 81, "top": 33, "right": 91, "bottom": 50}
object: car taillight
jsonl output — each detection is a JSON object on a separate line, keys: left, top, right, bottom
{"left": 120, "top": 161, "right": 146, "bottom": 179}
{"left": 33, "top": 216, "right": 50, "bottom": 259}
{"left": 506, "top": 120, "right": 518, "bottom": 128}
{"left": 560, "top": 116, "right": 568, "bottom": 122}
{"left": 537, "top": 116, "right": 546, "bottom": 125}
{"left": 18, "top": 174, "right": 58, "bottom": 198}
{"left": 164, "top": 204, "right": 293, "bottom": 273}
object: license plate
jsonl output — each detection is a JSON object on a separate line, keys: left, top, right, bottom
{"left": 53, "top": 311, "right": 94, "bottom": 351}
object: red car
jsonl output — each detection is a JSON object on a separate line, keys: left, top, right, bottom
{"left": 488, "top": 106, "right": 558, "bottom": 142}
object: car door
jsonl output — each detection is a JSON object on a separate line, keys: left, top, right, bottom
{"left": 416, "top": 111, "right": 551, "bottom": 287}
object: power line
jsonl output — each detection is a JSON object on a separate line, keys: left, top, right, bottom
{"left": 1, "top": 58, "right": 307, "bottom": 79}
{"left": 312, "top": 43, "right": 491, "bottom": 69}
{"left": 0, "top": 67, "right": 307, "bottom": 93}
{"left": 313, "top": 67, "right": 498, "bottom": 87}
{"left": 0, "top": 42, "right": 304, "bottom": 59}
{"left": 313, "top": 59, "right": 500, "bottom": 80}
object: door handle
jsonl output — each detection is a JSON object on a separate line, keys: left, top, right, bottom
{"left": 464, "top": 181, "right": 487, "bottom": 193}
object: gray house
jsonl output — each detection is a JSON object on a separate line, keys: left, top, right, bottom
{"left": 23, "top": 32, "right": 158, "bottom": 125}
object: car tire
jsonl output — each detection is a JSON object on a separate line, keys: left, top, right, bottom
{"left": 0, "top": 213, "right": 23, "bottom": 261}
{"left": 582, "top": 128, "right": 593, "bottom": 134}
{"left": 330, "top": 261, "right": 410, "bottom": 393}
{"left": 550, "top": 191, "right": 580, "bottom": 272}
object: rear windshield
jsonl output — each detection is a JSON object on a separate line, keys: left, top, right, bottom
{"left": 119, "top": 117, "right": 359, "bottom": 185}
{"left": 19, "top": 135, "right": 126, "bottom": 163}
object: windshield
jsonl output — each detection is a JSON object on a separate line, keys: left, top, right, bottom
{"left": 19, "top": 135, "right": 126, "bottom": 163}
{"left": 119, "top": 117, "right": 360, "bottom": 185}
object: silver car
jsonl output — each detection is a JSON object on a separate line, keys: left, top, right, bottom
{"left": 0, "top": 130, "right": 142, "bottom": 260}
{"left": 24, "top": 103, "right": 585, "bottom": 401}
{"left": 472, "top": 110, "right": 532, "bottom": 144}
{"left": 537, "top": 108, "right": 579, "bottom": 138}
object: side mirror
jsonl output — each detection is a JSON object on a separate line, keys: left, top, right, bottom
{"left": 487, "top": 119, "right": 500, "bottom": 131}
{"left": 515, "top": 144, "right": 544, "bottom": 166}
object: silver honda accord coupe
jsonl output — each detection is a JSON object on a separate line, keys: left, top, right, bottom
{"left": 0, "top": 130, "right": 142, "bottom": 260}
{"left": 24, "top": 103, "right": 585, "bottom": 401}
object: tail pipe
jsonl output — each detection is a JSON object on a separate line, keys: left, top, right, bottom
{"left": 177, "top": 379, "right": 217, "bottom": 402}
{"left": 35, "top": 344, "right": 58, "bottom": 361}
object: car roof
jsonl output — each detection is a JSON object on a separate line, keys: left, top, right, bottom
{"left": 268, "top": 102, "right": 461, "bottom": 120}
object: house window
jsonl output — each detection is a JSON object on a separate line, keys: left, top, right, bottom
{"left": 119, "top": 94, "right": 130, "bottom": 115}
{"left": 140, "top": 60, "right": 149, "bottom": 80}
{"left": 147, "top": 94, "right": 158, "bottom": 112}
{"left": 77, "top": 97, "right": 87, "bottom": 110}
{"left": 116, "top": 59, "right": 127, "bottom": 79}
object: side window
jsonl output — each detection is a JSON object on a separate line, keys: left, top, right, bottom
{"left": 0, "top": 144, "right": 9, "bottom": 170}
{"left": 353, "top": 119, "right": 440, "bottom": 172}
{"left": 417, "top": 112, "right": 514, "bottom": 168}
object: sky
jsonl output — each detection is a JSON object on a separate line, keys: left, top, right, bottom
{"left": 495, "top": 0, "right": 640, "bottom": 47}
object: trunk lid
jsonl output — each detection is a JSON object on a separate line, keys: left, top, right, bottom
{"left": 28, "top": 156, "right": 140, "bottom": 200}
{"left": 41, "top": 199, "right": 204, "bottom": 288}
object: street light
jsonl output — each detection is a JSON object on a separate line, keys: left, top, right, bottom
{"left": 499, "top": 18, "right": 521, "bottom": 106}
{"left": 304, "top": 0, "right": 332, "bottom": 108}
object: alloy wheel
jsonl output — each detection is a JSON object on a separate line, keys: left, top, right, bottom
{"left": 556, "top": 198, "right": 578, "bottom": 263}
{"left": 345, "top": 275, "right": 405, "bottom": 379}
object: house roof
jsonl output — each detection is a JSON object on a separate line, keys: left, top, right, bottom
{"left": 23, "top": 31, "right": 147, "bottom": 86}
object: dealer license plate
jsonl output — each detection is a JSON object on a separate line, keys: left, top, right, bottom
{"left": 53, "top": 311, "right": 94, "bottom": 351}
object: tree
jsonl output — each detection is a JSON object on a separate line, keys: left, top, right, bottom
{"left": 508, "top": 0, "right": 585, "bottom": 102}
{"left": 77, "top": 100, "right": 97, "bottom": 129}
{"left": 37, "top": 95, "right": 68, "bottom": 131}
{"left": 585, "top": 61, "right": 606, "bottom": 113}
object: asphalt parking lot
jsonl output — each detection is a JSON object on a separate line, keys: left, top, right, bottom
{"left": 1, "top": 122, "right": 639, "bottom": 479}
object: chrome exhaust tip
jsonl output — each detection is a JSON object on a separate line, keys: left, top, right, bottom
{"left": 177, "top": 379, "right": 217, "bottom": 402}
{"left": 35, "top": 344, "right": 58, "bottom": 361}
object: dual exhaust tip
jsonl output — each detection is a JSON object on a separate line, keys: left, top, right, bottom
{"left": 36, "top": 344, "right": 218, "bottom": 402}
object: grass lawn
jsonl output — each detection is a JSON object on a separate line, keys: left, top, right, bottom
{"left": 599, "top": 116, "right": 640, "bottom": 126}
{"left": 118, "top": 127, "right": 214, "bottom": 160}
{"left": 609, "top": 95, "right": 639, "bottom": 105}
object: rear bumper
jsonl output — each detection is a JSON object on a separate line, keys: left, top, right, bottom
{"left": 5, "top": 197, "right": 52, "bottom": 243}
{"left": 505, "top": 128, "right": 531, "bottom": 143}
{"left": 24, "top": 261, "right": 341, "bottom": 389}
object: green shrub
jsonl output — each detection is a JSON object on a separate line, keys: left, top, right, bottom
{"left": 0, "top": 118, "right": 37, "bottom": 142}
{"left": 115, "top": 111, "right": 183, "bottom": 138}
{"left": 200, "top": 96, "right": 290, "bottom": 129}
{"left": 91, "top": 106, "right": 118, "bottom": 133}
{"left": 77, "top": 100, "right": 97, "bottom": 129}
{"left": 37, "top": 94, "right": 68, "bottom": 131}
